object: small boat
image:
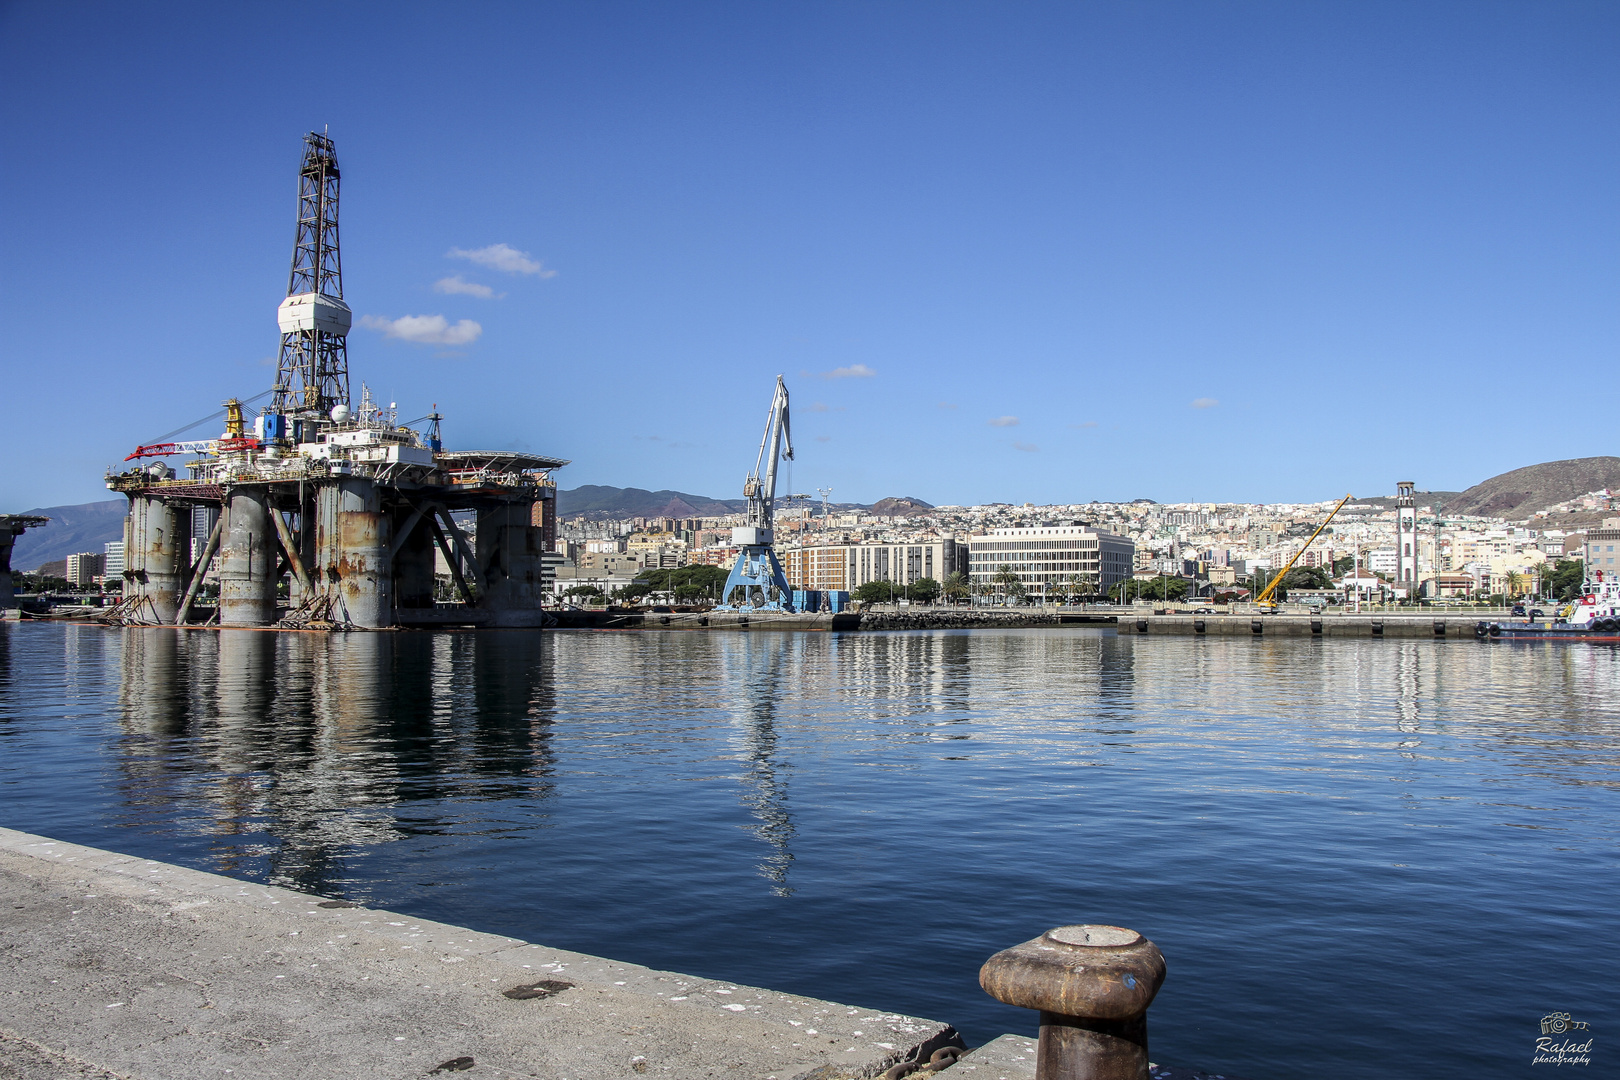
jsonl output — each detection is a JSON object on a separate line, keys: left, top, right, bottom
{"left": 1481, "top": 575, "right": 1620, "bottom": 641}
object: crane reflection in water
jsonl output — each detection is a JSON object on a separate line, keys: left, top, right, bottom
{"left": 720, "top": 633, "right": 798, "bottom": 896}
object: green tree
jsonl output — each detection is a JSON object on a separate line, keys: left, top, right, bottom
{"left": 1544, "top": 559, "right": 1585, "bottom": 600}
{"left": 853, "top": 579, "right": 895, "bottom": 605}
{"left": 906, "top": 577, "right": 941, "bottom": 604}
{"left": 1109, "top": 575, "right": 1188, "bottom": 602}
{"left": 673, "top": 583, "right": 708, "bottom": 602}
{"left": 635, "top": 564, "right": 729, "bottom": 597}
{"left": 941, "top": 571, "right": 970, "bottom": 606}
{"left": 615, "top": 582, "right": 654, "bottom": 603}
{"left": 564, "top": 584, "right": 604, "bottom": 600}
{"left": 1280, "top": 566, "right": 1333, "bottom": 592}
{"left": 1331, "top": 555, "right": 1356, "bottom": 576}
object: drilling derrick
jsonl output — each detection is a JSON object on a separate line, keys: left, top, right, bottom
{"left": 103, "top": 130, "right": 569, "bottom": 631}
{"left": 272, "top": 131, "right": 351, "bottom": 422}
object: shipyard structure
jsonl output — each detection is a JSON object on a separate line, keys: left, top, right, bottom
{"left": 105, "top": 132, "right": 566, "bottom": 630}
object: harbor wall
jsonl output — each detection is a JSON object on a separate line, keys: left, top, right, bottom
{"left": 0, "top": 826, "right": 967, "bottom": 1080}
{"left": 1117, "top": 614, "right": 1492, "bottom": 638}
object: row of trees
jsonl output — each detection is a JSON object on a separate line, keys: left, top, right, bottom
{"left": 562, "top": 563, "right": 732, "bottom": 605}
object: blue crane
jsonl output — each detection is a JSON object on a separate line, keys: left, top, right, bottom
{"left": 717, "top": 376, "right": 796, "bottom": 611}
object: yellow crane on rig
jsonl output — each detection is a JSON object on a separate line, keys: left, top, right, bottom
{"left": 1254, "top": 493, "right": 1354, "bottom": 612}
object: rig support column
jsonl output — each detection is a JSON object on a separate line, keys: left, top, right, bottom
{"left": 0, "top": 521, "right": 20, "bottom": 611}
{"left": 219, "top": 487, "right": 277, "bottom": 627}
{"left": 476, "top": 500, "right": 547, "bottom": 627}
{"left": 315, "top": 478, "right": 391, "bottom": 628}
{"left": 0, "top": 516, "right": 46, "bottom": 611}
{"left": 124, "top": 496, "right": 192, "bottom": 625}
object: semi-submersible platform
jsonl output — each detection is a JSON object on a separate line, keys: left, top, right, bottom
{"left": 104, "top": 132, "right": 567, "bottom": 630}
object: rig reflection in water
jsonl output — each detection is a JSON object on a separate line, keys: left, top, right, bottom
{"left": 113, "top": 629, "right": 561, "bottom": 893}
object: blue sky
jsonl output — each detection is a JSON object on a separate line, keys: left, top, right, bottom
{"left": 2, "top": 1, "right": 1616, "bottom": 510}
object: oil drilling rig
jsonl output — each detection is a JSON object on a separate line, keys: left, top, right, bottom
{"left": 105, "top": 131, "right": 568, "bottom": 629}
{"left": 717, "top": 376, "right": 797, "bottom": 611}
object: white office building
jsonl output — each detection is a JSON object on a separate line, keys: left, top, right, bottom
{"left": 967, "top": 525, "right": 1134, "bottom": 599}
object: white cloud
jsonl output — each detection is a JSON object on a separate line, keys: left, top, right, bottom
{"left": 433, "top": 275, "right": 501, "bottom": 299}
{"left": 988, "top": 415, "right": 1020, "bottom": 427}
{"left": 938, "top": 402, "right": 958, "bottom": 410}
{"left": 809, "top": 401, "right": 830, "bottom": 412}
{"left": 448, "top": 243, "right": 556, "bottom": 277}
{"left": 359, "top": 314, "right": 483, "bottom": 346}
{"left": 1013, "top": 441, "right": 1040, "bottom": 452}
{"left": 1077, "top": 420, "right": 1099, "bottom": 428}
{"left": 1191, "top": 397, "right": 1219, "bottom": 409}
{"left": 817, "top": 364, "right": 876, "bottom": 379}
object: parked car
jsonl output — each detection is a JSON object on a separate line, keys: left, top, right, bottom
{"left": 1511, "top": 604, "right": 1526, "bottom": 616}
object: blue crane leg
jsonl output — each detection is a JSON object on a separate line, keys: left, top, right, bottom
{"left": 716, "top": 546, "right": 797, "bottom": 612}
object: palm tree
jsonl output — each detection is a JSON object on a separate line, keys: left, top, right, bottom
{"left": 1504, "top": 570, "right": 1524, "bottom": 600}
{"left": 992, "top": 564, "right": 1025, "bottom": 605}
{"left": 942, "top": 571, "right": 970, "bottom": 607}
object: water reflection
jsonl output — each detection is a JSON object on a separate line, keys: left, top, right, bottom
{"left": 8, "top": 622, "right": 1620, "bottom": 1080}
{"left": 110, "top": 627, "right": 558, "bottom": 893}
{"left": 717, "top": 634, "right": 797, "bottom": 895}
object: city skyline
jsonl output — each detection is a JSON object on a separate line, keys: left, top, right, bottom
{"left": 3, "top": 2, "right": 1617, "bottom": 511}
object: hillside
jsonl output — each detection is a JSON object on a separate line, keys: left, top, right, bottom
{"left": 555, "top": 486, "right": 747, "bottom": 519}
{"left": 869, "top": 496, "right": 934, "bottom": 517}
{"left": 1441, "top": 457, "right": 1620, "bottom": 519}
{"left": 10, "top": 500, "right": 128, "bottom": 571}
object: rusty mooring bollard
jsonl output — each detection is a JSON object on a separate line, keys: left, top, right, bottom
{"left": 980, "top": 924, "right": 1166, "bottom": 1080}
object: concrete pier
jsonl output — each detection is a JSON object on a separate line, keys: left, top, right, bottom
{"left": 0, "top": 828, "right": 972, "bottom": 1080}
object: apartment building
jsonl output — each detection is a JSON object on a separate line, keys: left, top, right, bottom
{"left": 64, "top": 552, "right": 104, "bottom": 587}
{"left": 781, "top": 540, "right": 966, "bottom": 592}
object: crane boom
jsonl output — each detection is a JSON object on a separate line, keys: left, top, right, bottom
{"left": 744, "top": 376, "right": 793, "bottom": 535}
{"left": 1254, "top": 493, "right": 1353, "bottom": 609}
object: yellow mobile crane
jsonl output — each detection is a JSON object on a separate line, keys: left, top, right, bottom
{"left": 1254, "top": 493, "right": 1353, "bottom": 612}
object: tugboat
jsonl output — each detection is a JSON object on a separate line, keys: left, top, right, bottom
{"left": 1479, "top": 572, "right": 1620, "bottom": 641}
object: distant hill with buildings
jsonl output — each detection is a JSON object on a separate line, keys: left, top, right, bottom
{"left": 1439, "top": 456, "right": 1620, "bottom": 519}
{"left": 555, "top": 486, "right": 748, "bottom": 519}
{"left": 10, "top": 500, "right": 127, "bottom": 571}
{"left": 868, "top": 496, "right": 934, "bottom": 517}
{"left": 554, "top": 486, "right": 934, "bottom": 521}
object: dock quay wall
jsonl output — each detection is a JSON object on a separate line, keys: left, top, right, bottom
{"left": 1119, "top": 614, "right": 1493, "bottom": 638}
{"left": 549, "top": 609, "right": 1094, "bottom": 632}
{"left": 0, "top": 826, "right": 971, "bottom": 1080}
{"left": 857, "top": 609, "right": 1064, "bottom": 630}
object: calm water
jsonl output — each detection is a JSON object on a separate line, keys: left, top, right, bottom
{"left": 1, "top": 621, "right": 1615, "bottom": 1078}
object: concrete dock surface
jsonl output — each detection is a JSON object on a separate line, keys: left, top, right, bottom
{"left": 0, "top": 828, "right": 978, "bottom": 1080}
{"left": 0, "top": 829, "right": 1250, "bottom": 1080}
